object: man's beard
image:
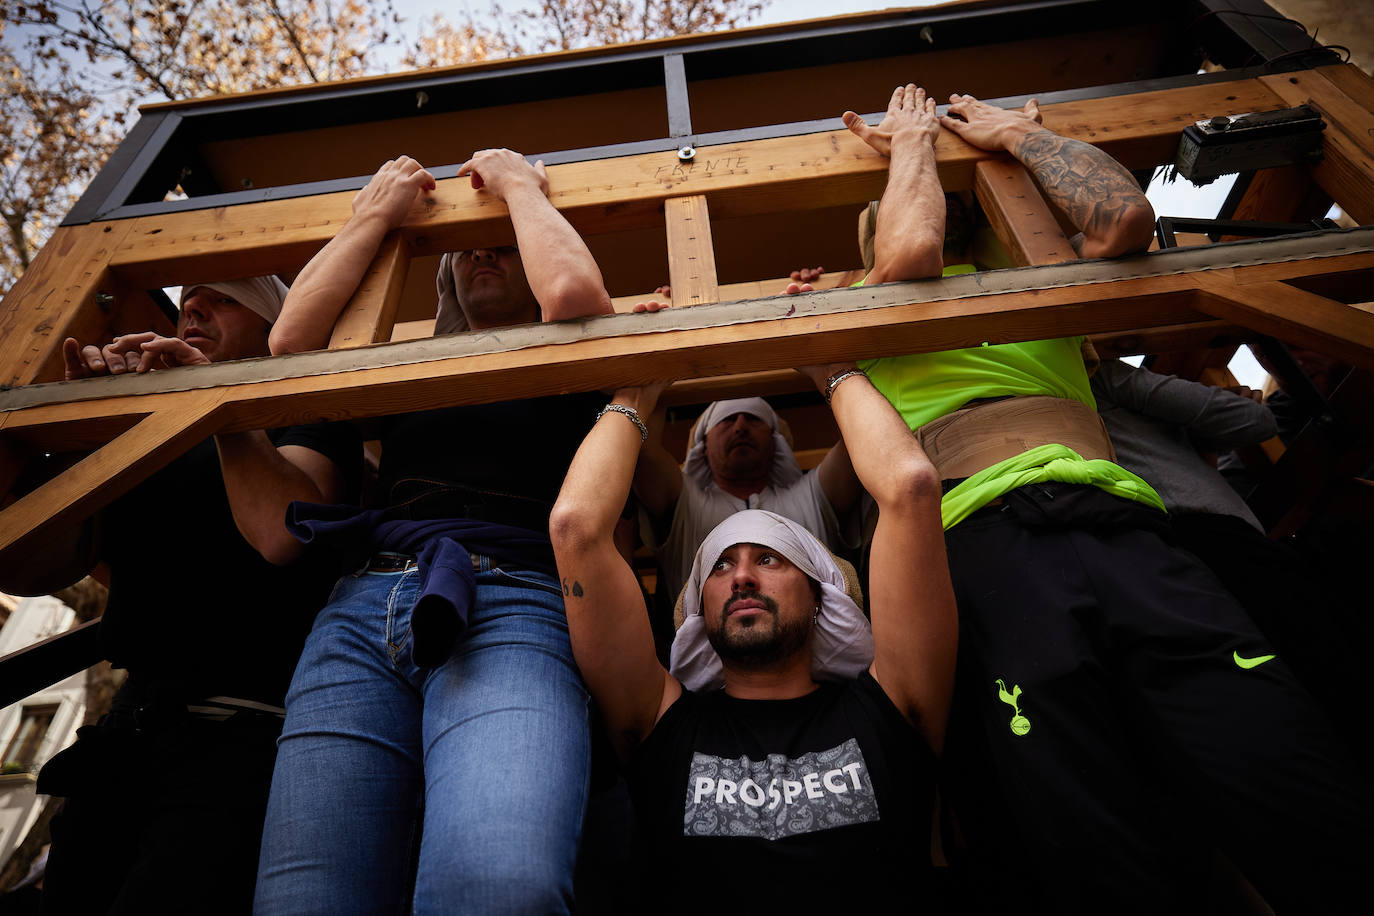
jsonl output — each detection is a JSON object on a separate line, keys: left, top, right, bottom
{"left": 706, "top": 590, "right": 810, "bottom": 668}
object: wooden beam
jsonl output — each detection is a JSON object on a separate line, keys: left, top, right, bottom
{"left": 1222, "top": 165, "right": 1328, "bottom": 241}
{"left": 73, "top": 74, "right": 1288, "bottom": 291}
{"left": 0, "top": 396, "right": 223, "bottom": 556}
{"left": 328, "top": 234, "right": 411, "bottom": 349}
{"left": 1091, "top": 319, "right": 1252, "bottom": 358}
{"left": 1249, "top": 369, "right": 1374, "bottom": 537}
{"left": 973, "top": 160, "right": 1076, "bottom": 266}
{"left": 0, "top": 223, "right": 137, "bottom": 388}
{"left": 1193, "top": 276, "right": 1374, "bottom": 370}
{"left": 4, "top": 235, "right": 1373, "bottom": 552}
{"left": 1260, "top": 71, "right": 1374, "bottom": 224}
{"left": 664, "top": 195, "right": 720, "bottom": 306}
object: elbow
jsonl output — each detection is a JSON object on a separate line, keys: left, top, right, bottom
{"left": 256, "top": 531, "right": 305, "bottom": 567}
{"left": 541, "top": 277, "right": 613, "bottom": 322}
{"left": 1083, "top": 201, "right": 1156, "bottom": 259}
{"left": 874, "top": 452, "right": 942, "bottom": 513}
{"left": 549, "top": 499, "right": 606, "bottom": 558}
{"left": 268, "top": 323, "right": 320, "bottom": 357}
{"left": 867, "top": 239, "right": 943, "bottom": 285}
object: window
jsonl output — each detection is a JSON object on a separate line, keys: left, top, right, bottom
{"left": 2, "top": 705, "right": 59, "bottom": 772}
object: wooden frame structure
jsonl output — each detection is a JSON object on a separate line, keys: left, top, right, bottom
{"left": 2, "top": 0, "right": 1373, "bottom": 577}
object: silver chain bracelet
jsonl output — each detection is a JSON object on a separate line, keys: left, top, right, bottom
{"left": 596, "top": 402, "right": 648, "bottom": 442}
{"left": 823, "top": 368, "right": 867, "bottom": 405}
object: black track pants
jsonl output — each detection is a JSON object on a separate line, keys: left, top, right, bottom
{"left": 941, "top": 483, "right": 1373, "bottom": 916}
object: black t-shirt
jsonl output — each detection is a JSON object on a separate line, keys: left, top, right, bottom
{"left": 627, "top": 673, "right": 939, "bottom": 912}
{"left": 373, "top": 392, "right": 606, "bottom": 511}
{"left": 98, "top": 422, "right": 361, "bottom": 705}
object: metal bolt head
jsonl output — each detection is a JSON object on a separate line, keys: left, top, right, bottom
{"left": 678, "top": 145, "right": 696, "bottom": 162}
{"left": 95, "top": 291, "right": 115, "bottom": 309}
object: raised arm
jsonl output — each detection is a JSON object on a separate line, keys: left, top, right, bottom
{"left": 844, "top": 84, "right": 945, "bottom": 282}
{"left": 802, "top": 364, "right": 957, "bottom": 751}
{"left": 631, "top": 402, "right": 685, "bottom": 520}
{"left": 550, "top": 385, "right": 682, "bottom": 759}
{"left": 270, "top": 157, "right": 436, "bottom": 355}
{"left": 457, "top": 150, "right": 613, "bottom": 321}
{"left": 1093, "top": 359, "right": 1277, "bottom": 452}
{"left": 942, "top": 94, "right": 1155, "bottom": 258}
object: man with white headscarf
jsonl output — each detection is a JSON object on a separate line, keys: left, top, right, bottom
{"left": 2, "top": 276, "right": 361, "bottom": 914}
{"left": 635, "top": 395, "right": 864, "bottom": 607}
{"left": 550, "top": 360, "right": 956, "bottom": 912}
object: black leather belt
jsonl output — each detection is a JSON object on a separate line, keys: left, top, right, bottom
{"left": 384, "top": 479, "right": 552, "bottom": 533}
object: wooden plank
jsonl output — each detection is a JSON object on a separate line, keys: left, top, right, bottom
{"left": 0, "top": 396, "right": 223, "bottom": 556}
{"left": 1249, "top": 368, "right": 1374, "bottom": 537}
{"left": 609, "top": 268, "right": 865, "bottom": 313}
{"left": 973, "top": 159, "right": 1076, "bottom": 266}
{"left": 1318, "top": 64, "right": 1374, "bottom": 117}
{"left": 0, "top": 223, "right": 137, "bottom": 388}
{"left": 1260, "top": 71, "right": 1374, "bottom": 224}
{"left": 1222, "top": 165, "right": 1327, "bottom": 241}
{"left": 1193, "top": 276, "right": 1374, "bottom": 370}
{"left": 664, "top": 195, "right": 720, "bottom": 306}
{"left": 89, "top": 75, "right": 1288, "bottom": 290}
{"left": 0, "top": 278, "right": 1203, "bottom": 550}
{"left": 0, "top": 277, "right": 1210, "bottom": 443}
{"left": 1150, "top": 342, "right": 1240, "bottom": 382}
{"left": 29, "top": 281, "right": 178, "bottom": 386}
{"left": 1091, "top": 319, "right": 1252, "bottom": 357}
{"left": 328, "top": 235, "right": 411, "bottom": 349}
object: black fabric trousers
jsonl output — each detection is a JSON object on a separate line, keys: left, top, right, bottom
{"left": 1170, "top": 511, "right": 1374, "bottom": 772}
{"left": 941, "top": 483, "right": 1373, "bottom": 916}
{"left": 38, "top": 705, "right": 280, "bottom": 916}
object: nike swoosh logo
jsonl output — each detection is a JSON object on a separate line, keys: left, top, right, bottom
{"left": 1233, "top": 650, "right": 1276, "bottom": 669}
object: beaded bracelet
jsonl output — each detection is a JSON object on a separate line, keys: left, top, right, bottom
{"left": 597, "top": 402, "right": 649, "bottom": 442}
{"left": 823, "top": 368, "right": 867, "bottom": 405}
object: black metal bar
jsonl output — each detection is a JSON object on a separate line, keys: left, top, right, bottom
{"left": 0, "top": 620, "right": 103, "bottom": 709}
{"left": 83, "top": 64, "right": 1305, "bottom": 224}
{"left": 1185, "top": 0, "right": 1341, "bottom": 68}
{"left": 1156, "top": 217, "right": 1180, "bottom": 249}
{"left": 1253, "top": 334, "right": 1333, "bottom": 424}
{"left": 61, "top": 112, "right": 177, "bottom": 226}
{"left": 663, "top": 53, "right": 692, "bottom": 139}
{"left": 1215, "top": 170, "right": 1257, "bottom": 225}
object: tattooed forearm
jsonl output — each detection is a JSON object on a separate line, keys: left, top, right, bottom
{"left": 1010, "top": 128, "right": 1151, "bottom": 253}
{"left": 562, "top": 577, "right": 585, "bottom": 598}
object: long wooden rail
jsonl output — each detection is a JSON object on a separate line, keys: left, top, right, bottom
{"left": 3, "top": 230, "right": 1373, "bottom": 559}
{"left": 2, "top": 62, "right": 1373, "bottom": 569}
{"left": 6, "top": 65, "right": 1374, "bottom": 391}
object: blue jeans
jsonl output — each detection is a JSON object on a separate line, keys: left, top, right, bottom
{"left": 254, "top": 561, "right": 591, "bottom": 915}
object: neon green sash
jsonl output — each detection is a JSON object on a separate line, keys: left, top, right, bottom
{"left": 939, "top": 443, "right": 1165, "bottom": 529}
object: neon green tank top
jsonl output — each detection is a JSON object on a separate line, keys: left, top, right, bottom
{"left": 854, "top": 265, "right": 1164, "bottom": 527}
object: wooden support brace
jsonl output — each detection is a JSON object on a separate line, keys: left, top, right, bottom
{"left": 664, "top": 195, "right": 720, "bottom": 306}
{"left": 973, "top": 160, "right": 1076, "bottom": 266}
{"left": 1193, "top": 277, "right": 1374, "bottom": 370}
{"left": 1261, "top": 71, "right": 1374, "bottom": 224}
{"left": 0, "top": 396, "right": 224, "bottom": 557}
{"left": 1224, "top": 165, "right": 1328, "bottom": 239}
{"left": 328, "top": 234, "right": 412, "bottom": 349}
{"left": 0, "top": 223, "right": 138, "bottom": 388}
{"left": 1249, "top": 368, "right": 1374, "bottom": 537}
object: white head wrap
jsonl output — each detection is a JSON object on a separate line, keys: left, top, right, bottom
{"left": 669, "top": 509, "right": 873, "bottom": 692}
{"left": 434, "top": 252, "right": 470, "bottom": 335}
{"left": 180, "top": 276, "right": 288, "bottom": 326}
{"left": 682, "top": 398, "right": 804, "bottom": 491}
